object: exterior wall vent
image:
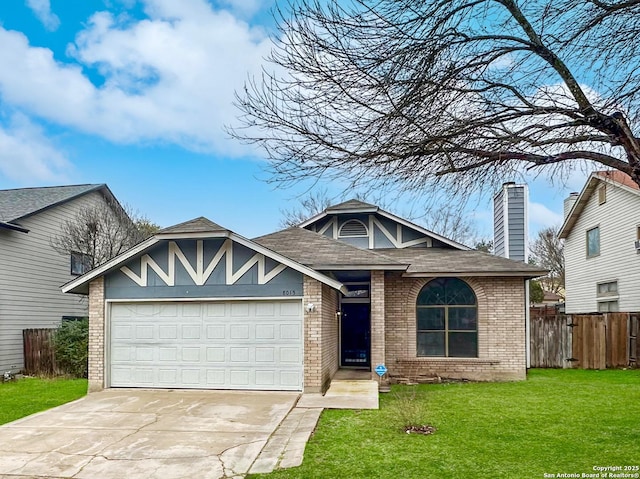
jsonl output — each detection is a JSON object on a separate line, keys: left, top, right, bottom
{"left": 339, "top": 219, "right": 368, "bottom": 237}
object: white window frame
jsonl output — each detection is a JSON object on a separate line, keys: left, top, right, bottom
{"left": 586, "top": 226, "right": 600, "bottom": 258}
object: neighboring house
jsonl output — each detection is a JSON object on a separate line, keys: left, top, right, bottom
{"left": 559, "top": 171, "right": 640, "bottom": 314}
{"left": 531, "top": 291, "right": 564, "bottom": 308}
{"left": 63, "top": 200, "right": 545, "bottom": 393}
{"left": 0, "top": 184, "right": 121, "bottom": 373}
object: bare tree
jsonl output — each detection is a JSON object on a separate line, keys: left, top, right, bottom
{"left": 233, "top": 0, "right": 640, "bottom": 197}
{"left": 51, "top": 200, "right": 159, "bottom": 271}
{"left": 280, "top": 188, "right": 333, "bottom": 227}
{"left": 530, "top": 225, "right": 564, "bottom": 295}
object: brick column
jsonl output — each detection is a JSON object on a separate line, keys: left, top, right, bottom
{"left": 303, "top": 276, "right": 323, "bottom": 393}
{"left": 370, "top": 270, "right": 386, "bottom": 381}
{"left": 88, "top": 277, "right": 105, "bottom": 392}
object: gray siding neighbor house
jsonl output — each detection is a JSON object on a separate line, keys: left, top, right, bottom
{"left": 560, "top": 171, "right": 640, "bottom": 314}
{"left": 64, "top": 200, "right": 546, "bottom": 394}
{"left": 0, "top": 184, "right": 120, "bottom": 373}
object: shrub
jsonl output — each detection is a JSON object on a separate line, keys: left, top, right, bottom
{"left": 54, "top": 319, "right": 89, "bottom": 378}
{"left": 391, "top": 385, "right": 431, "bottom": 431}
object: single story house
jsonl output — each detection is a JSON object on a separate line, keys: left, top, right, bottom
{"left": 63, "top": 200, "right": 545, "bottom": 393}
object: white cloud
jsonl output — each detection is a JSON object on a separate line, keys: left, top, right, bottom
{"left": 529, "top": 201, "right": 564, "bottom": 231}
{"left": 219, "top": 0, "right": 263, "bottom": 18}
{"left": 25, "top": 0, "right": 60, "bottom": 31}
{"left": 0, "top": 113, "right": 70, "bottom": 182}
{"left": 0, "top": 0, "right": 273, "bottom": 155}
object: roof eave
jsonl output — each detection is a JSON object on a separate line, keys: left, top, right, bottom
{"left": 309, "top": 264, "right": 408, "bottom": 270}
{"left": 0, "top": 221, "right": 29, "bottom": 233}
{"left": 156, "top": 231, "right": 231, "bottom": 240}
{"left": 375, "top": 209, "right": 471, "bottom": 250}
{"left": 402, "top": 270, "right": 548, "bottom": 278}
{"left": 229, "top": 233, "right": 346, "bottom": 292}
{"left": 325, "top": 207, "right": 379, "bottom": 215}
{"left": 62, "top": 236, "right": 160, "bottom": 294}
{"left": 11, "top": 184, "right": 109, "bottom": 223}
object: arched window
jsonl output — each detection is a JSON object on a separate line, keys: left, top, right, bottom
{"left": 416, "top": 278, "right": 478, "bottom": 357}
{"left": 338, "top": 219, "right": 368, "bottom": 237}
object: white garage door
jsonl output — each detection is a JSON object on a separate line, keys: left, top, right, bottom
{"left": 109, "top": 301, "right": 303, "bottom": 391}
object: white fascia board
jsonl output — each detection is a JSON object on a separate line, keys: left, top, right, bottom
{"left": 61, "top": 236, "right": 160, "bottom": 293}
{"left": 229, "top": 233, "right": 347, "bottom": 293}
{"left": 558, "top": 174, "right": 599, "bottom": 239}
{"left": 156, "top": 231, "right": 231, "bottom": 240}
{"left": 298, "top": 211, "right": 330, "bottom": 228}
{"left": 376, "top": 209, "right": 471, "bottom": 250}
{"left": 297, "top": 207, "right": 380, "bottom": 227}
{"left": 402, "top": 271, "right": 547, "bottom": 278}
{"left": 325, "top": 207, "right": 379, "bottom": 215}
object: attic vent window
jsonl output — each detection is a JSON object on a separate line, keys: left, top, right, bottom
{"left": 339, "top": 219, "right": 368, "bottom": 237}
{"left": 598, "top": 185, "right": 606, "bottom": 204}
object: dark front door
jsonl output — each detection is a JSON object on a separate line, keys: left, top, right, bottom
{"left": 340, "top": 303, "right": 370, "bottom": 368}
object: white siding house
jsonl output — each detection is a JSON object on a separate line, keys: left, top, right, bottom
{"left": 559, "top": 171, "right": 640, "bottom": 314}
{"left": 0, "top": 185, "right": 122, "bottom": 373}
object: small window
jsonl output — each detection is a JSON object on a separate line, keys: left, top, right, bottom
{"left": 598, "top": 300, "right": 619, "bottom": 313}
{"left": 338, "top": 219, "right": 368, "bottom": 237}
{"left": 597, "top": 281, "right": 618, "bottom": 296}
{"left": 598, "top": 185, "right": 606, "bottom": 204}
{"left": 586, "top": 227, "right": 600, "bottom": 257}
{"left": 637, "top": 226, "right": 640, "bottom": 241}
{"left": 71, "top": 252, "right": 92, "bottom": 276}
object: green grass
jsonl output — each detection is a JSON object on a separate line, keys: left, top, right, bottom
{"left": 251, "top": 369, "right": 640, "bottom": 479}
{"left": 0, "top": 377, "right": 87, "bottom": 425}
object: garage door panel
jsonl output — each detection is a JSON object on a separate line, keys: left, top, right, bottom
{"left": 110, "top": 301, "right": 303, "bottom": 390}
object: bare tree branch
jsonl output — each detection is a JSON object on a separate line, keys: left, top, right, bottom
{"left": 230, "top": 0, "right": 640, "bottom": 196}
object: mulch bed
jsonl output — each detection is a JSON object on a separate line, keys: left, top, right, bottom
{"left": 404, "top": 425, "right": 437, "bottom": 435}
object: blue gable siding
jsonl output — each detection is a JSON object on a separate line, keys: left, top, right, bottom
{"left": 305, "top": 212, "right": 435, "bottom": 249}
{"left": 104, "top": 239, "right": 303, "bottom": 299}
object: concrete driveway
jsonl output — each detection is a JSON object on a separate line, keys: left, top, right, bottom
{"left": 0, "top": 389, "right": 299, "bottom": 479}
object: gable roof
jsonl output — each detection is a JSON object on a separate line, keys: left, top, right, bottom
{"left": 325, "top": 199, "right": 378, "bottom": 212}
{"left": 159, "top": 217, "right": 226, "bottom": 234}
{"left": 298, "top": 199, "right": 471, "bottom": 250}
{"left": 559, "top": 170, "right": 640, "bottom": 239}
{"left": 254, "top": 227, "right": 406, "bottom": 270}
{"left": 0, "top": 184, "right": 109, "bottom": 223}
{"left": 62, "top": 217, "right": 347, "bottom": 295}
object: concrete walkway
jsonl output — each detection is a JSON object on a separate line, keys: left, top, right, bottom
{"left": 296, "top": 379, "right": 379, "bottom": 409}
{"left": 0, "top": 389, "right": 299, "bottom": 479}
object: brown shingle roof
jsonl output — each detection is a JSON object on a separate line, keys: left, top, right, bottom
{"left": 159, "top": 217, "right": 227, "bottom": 234}
{"left": 255, "top": 227, "right": 547, "bottom": 277}
{"left": 375, "top": 248, "right": 547, "bottom": 277}
{"left": 253, "top": 227, "right": 405, "bottom": 269}
{"left": 326, "top": 199, "right": 378, "bottom": 211}
{"left": 0, "top": 184, "right": 106, "bottom": 222}
{"left": 595, "top": 170, "right": 639, "bottom": 190}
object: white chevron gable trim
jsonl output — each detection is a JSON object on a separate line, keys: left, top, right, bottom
{"left": 119, "top": 239, "right": 288, "bottom": 287}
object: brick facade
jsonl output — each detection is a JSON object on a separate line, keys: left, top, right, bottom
{"left": 384, "top": 273, "right": 526, "bottom": 381}
{"left": 86, "top": 272, "right": 526, "bottom": 394}
{"left": 88, "top": 277, "right": 105, "bottom": 392}
{"left": 302, "top": 276, "right": 339, "bottom": 393}
{"left": 370, "top": 270, "right": 386, "bottom": 380}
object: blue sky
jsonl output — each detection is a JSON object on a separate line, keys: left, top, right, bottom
{"left": 0, "top": 0, "right": 583, "bottom": 241}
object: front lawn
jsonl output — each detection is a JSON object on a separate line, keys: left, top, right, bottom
{"left": 251, "top": 369, "right": 640, "bottom": 478}
{"left": 0, "top": 377, "right": 87, "bottom": 425}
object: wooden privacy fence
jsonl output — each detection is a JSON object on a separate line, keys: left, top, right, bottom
{"left": 530, "top": 312, "right": 639, "bottom": 369}
{"left": 23, "top": 328, "right": 60, "bottom": 375}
